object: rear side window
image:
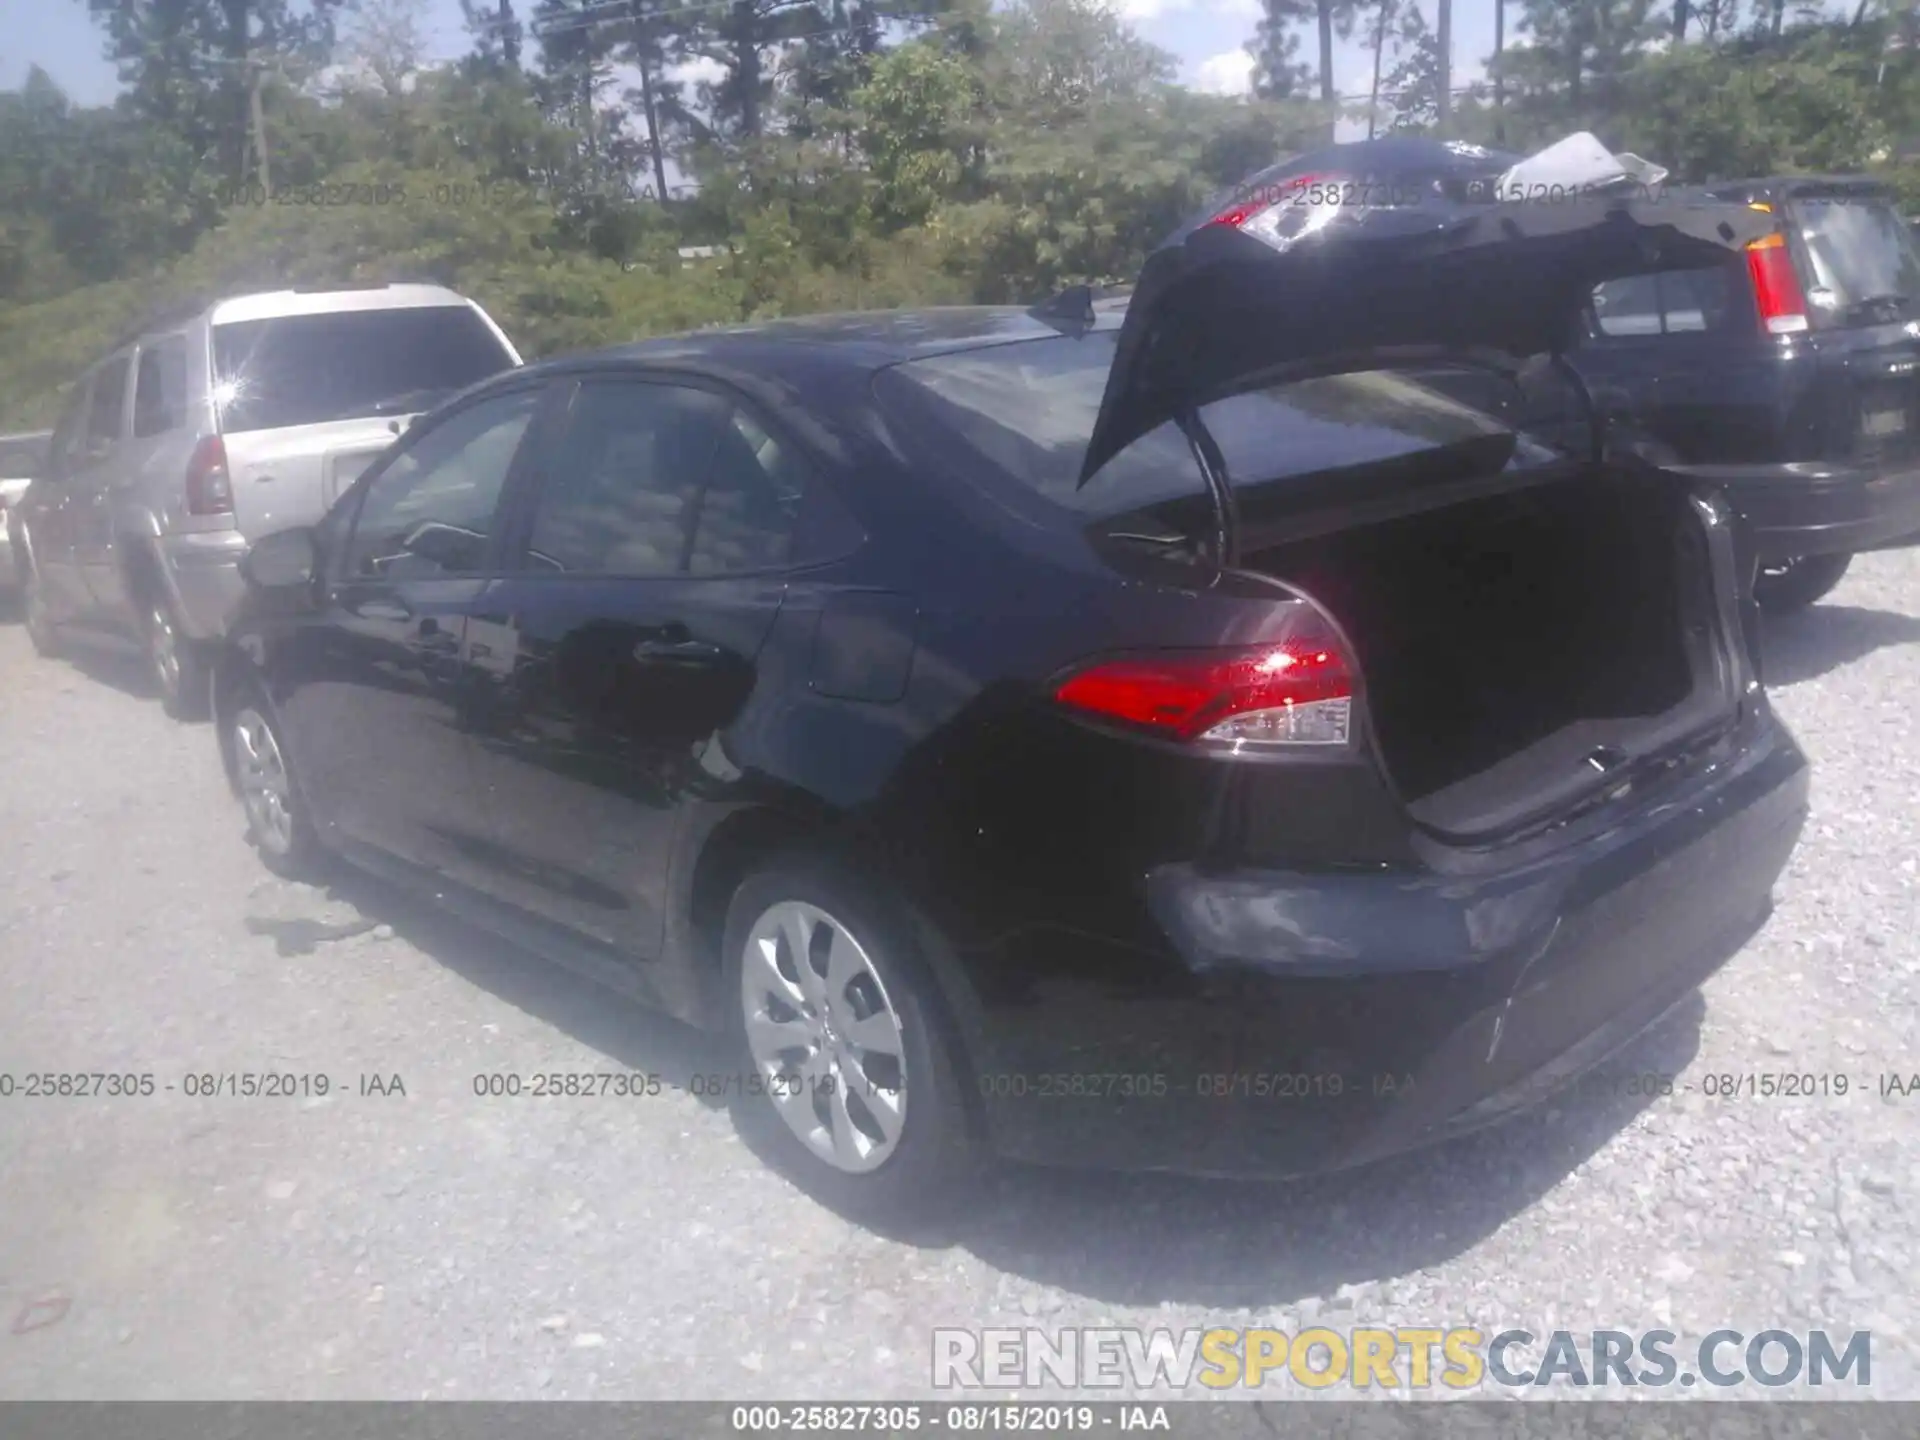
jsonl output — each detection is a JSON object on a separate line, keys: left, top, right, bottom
{"left": 874, "top": 332, "right": 1551, "bottom": 521}
{"left": 84, "top": 357, "right": 131, "bottom": 453}
{"left": 528, "top": 381, "right": 727, "bottom": 576}
{"left": 689, "top": 408, "right": 809, "bottom": 574}
{"left": 1591, "top": 268, "right": 1736, "bottom": 337}
{"left": 1791, "top": 196, "right": 1920, "bottom": 323}
{"left": 134, "top": 336, "right": 190, "bottom": 438}
{"left": 212, "top": 305, "right": 516, "bottom": 435}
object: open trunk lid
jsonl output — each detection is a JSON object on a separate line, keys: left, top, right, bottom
{"left": 1081, "top": 186, "right": 1777, "bottom": 486}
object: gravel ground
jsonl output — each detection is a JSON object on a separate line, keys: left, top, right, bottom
{"left": 1, "top": 550, "right": 1917, "bottom": 1403}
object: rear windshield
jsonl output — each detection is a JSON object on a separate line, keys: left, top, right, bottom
{"left": 212, "top": 305, "right": 516, "bottom": 434}
{"left": 0, "top": 433, "right": 50, "bottom": 478}
{"left": 874, "top": 332, "right": 1559, "bottom": 519}
{"left": 1790, "top": 196, "right": 1920, "bottom": 324}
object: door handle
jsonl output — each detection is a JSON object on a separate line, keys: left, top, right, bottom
{"left": 632, "top": 636, "right": 726, "bottom": 666}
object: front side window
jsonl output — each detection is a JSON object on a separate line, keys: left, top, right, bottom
{"left": 344, "top": 389, "right": 539, "bottom": 580}
{"left": 213, "top": 305, "right": 517, "bottom": 434}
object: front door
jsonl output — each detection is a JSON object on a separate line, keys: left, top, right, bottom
{"left": 278, "top": 385, "right": 547, "bottom": 878}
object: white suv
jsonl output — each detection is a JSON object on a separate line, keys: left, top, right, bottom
{"left": 13, "top": 284, "right": 522, "bottom": 715}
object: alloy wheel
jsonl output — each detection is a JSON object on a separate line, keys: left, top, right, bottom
{"left": 232, "top": 706, "right": 297, "bottom": 856}
{"left": 740, "top": 900, "right": 909, "bottom": 1174}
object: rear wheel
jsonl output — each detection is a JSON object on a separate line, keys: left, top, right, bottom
{"left": 231, "top": 699, "right": 322, "bottom": 878}
{"left": 145, "top": 597, "right": 210, "bottom": 720}
{"left": 722, "top": 859, "right": 976, "bottom": 1217}
{"left": 22, "top": 567, "right": 61, "bottom": 657}
{"left": 1754, "top": 553, "right": 1853, "bottom": 615}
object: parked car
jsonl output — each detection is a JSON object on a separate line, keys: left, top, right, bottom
{"left": 214, "top": 195, "right": 1808, "bottom": 1212}
{"left": 1576, "top": 174, "right": 1920, "bottom": 611}
{"left": 0, "top": 429, "right": 52, "bottom": 599}
{"left": 1191, "top": 146, "right": 1920, "bottom": 613}
{"left": 11, "top": 283, "right": 522, "bottom": 716}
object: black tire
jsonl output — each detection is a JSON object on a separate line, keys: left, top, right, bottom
{"left": 144, "top": 596, "right": 211, "bottom": 720}
{"left": 226, "top": 690, "right": 325, "bottom": 880}
{"left": 720, "top": 856, "right": 978, "bottom": 1219}
{"left": 22, "top": 566, "right": 62, "bottom": 657}
{"left": 1754, "top": 553, "right": 1853, "bottom": 615}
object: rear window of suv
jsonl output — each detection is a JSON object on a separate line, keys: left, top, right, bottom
{"left": 1789, "top": 195, "right": 1920, "bottom": 326}
{"left": 212, "top": 305, "right": 516, "bottom": 435}
{"left": 874, "top": 331, "right": 1561, "bottom": 520}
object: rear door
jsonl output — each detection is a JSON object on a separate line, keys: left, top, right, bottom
{"left": 70, "top": 352, "right": 134, "bottom": 622}
{"left": 459, "top": 376, "right": 797, "bottom": 959}
{"left": 211, "top": 303, "right": 520, "bottom": 539}
{"left": 1784, "top": 188, "right": 1920, "bottom": 479}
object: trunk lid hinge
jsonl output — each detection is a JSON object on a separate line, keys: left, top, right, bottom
{"left": 1176, "top": 405, "right": 1241, "bottom": 576}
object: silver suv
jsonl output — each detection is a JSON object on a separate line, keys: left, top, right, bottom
{"left": 13, "top": 283, "right": 522, "bottom": 716}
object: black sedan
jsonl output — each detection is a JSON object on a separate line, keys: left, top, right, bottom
{"left": 214, "top": 194, "right": 1810, "bottom": 1212}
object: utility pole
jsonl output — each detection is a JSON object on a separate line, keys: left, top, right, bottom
{"left": 1493, "top": 0, "right": 1505, "bottom": 142}
{"left": 1436, "top": 0, "right": 1452, "bottom": 135}
{"left": 248, "top": 54, "right": 273, "bottom": 199}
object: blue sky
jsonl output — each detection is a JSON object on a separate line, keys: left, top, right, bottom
{"left": 0, "top": 0, "right": 1501, "bottom": 111}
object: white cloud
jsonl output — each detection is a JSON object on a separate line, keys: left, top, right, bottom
{"left": 1122, "top": 0, "right": 1260, "bottom": 20}
{"left": 1194, "top": 49, "right": 1256, "bottom": 96}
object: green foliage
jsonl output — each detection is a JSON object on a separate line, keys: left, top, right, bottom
{"left": 4, "top": 0, "right": 1919, "bottom": 433}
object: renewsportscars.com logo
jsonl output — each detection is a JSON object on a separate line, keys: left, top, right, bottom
{"left": 931, "top": 1327, "right": 1872, "bottom": 1392}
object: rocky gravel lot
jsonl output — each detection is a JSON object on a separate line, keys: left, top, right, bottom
{"left": 1, "top": 550, "right": 1917, "bottom": 1404}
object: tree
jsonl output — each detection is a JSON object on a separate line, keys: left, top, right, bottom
{"left": 623, "top": 0, "right": 689, "bottom": 200}
{"left": 856, "top": 39, "right": 984, "bottom": 227}
{"left": 1383, "top": 1, "right": 1444, "bottom": 129}
{"left": 460, "top": 0, "right": 526, "bottom": 71}
{"left": 338, "top": 0, "right": 433, "bottom": 98}
{"left": 1255, "top": 0, "right": 1360, "bottom": 113}
{"left": 1251, "top": 18, "right": 1315, "bottom": 98}
{"left": 78, "top": 0, "right": 347, "bottom": 185}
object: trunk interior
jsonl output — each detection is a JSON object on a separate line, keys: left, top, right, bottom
{"left": 1246, "top": 469, "right": 1737, "bottom": 838}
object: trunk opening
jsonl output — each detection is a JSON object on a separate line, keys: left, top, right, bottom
{"left": 1244, "top": 468, "right": 1736, "bottom": 839}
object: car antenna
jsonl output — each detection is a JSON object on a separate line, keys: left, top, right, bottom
{"left": 1027, "top": 284, "right": 1098, "bottom": 337}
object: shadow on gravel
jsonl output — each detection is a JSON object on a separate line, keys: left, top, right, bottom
{"left": 944, "top": 992, "right": 1706, "bottom": 1309}
{"left": 276, "top": 842, "right": 1718, "bottom": 1304}
{"left": 282, "top": 858, "right": 731, "bottom": 1090}
{"left": 1763, "top": 603, "right": 1920, "bottom": 688}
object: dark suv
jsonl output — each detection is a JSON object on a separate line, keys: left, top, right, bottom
{"left": 1566, "top": 175, "right": 1920, "bottom": 610}
{"left": 1198, "top": 151, "right": 1920, "bottom": 611}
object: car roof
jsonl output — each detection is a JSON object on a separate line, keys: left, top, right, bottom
{"left": 511, "top": 304, "right": 1131, "bottom": 388}
{"left": 207, "top": 283, "right": 478, "bottom": 327}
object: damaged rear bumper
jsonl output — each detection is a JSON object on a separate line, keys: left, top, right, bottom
{"left": 973, "top": 706, "right": 1808, "bottom": 1179}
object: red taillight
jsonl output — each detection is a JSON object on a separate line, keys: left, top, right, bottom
{"left": 1746, "top": 232, "right": 1809, "bottom": 336}
{"left": 1052, "top": 625, "right": 1355, "bottom": 749}
{"left": 186, "top": 435, "right": 234, "bottom": 516}
{"left": 1205, "top": 171, "right": 1335, "bottom": 230}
